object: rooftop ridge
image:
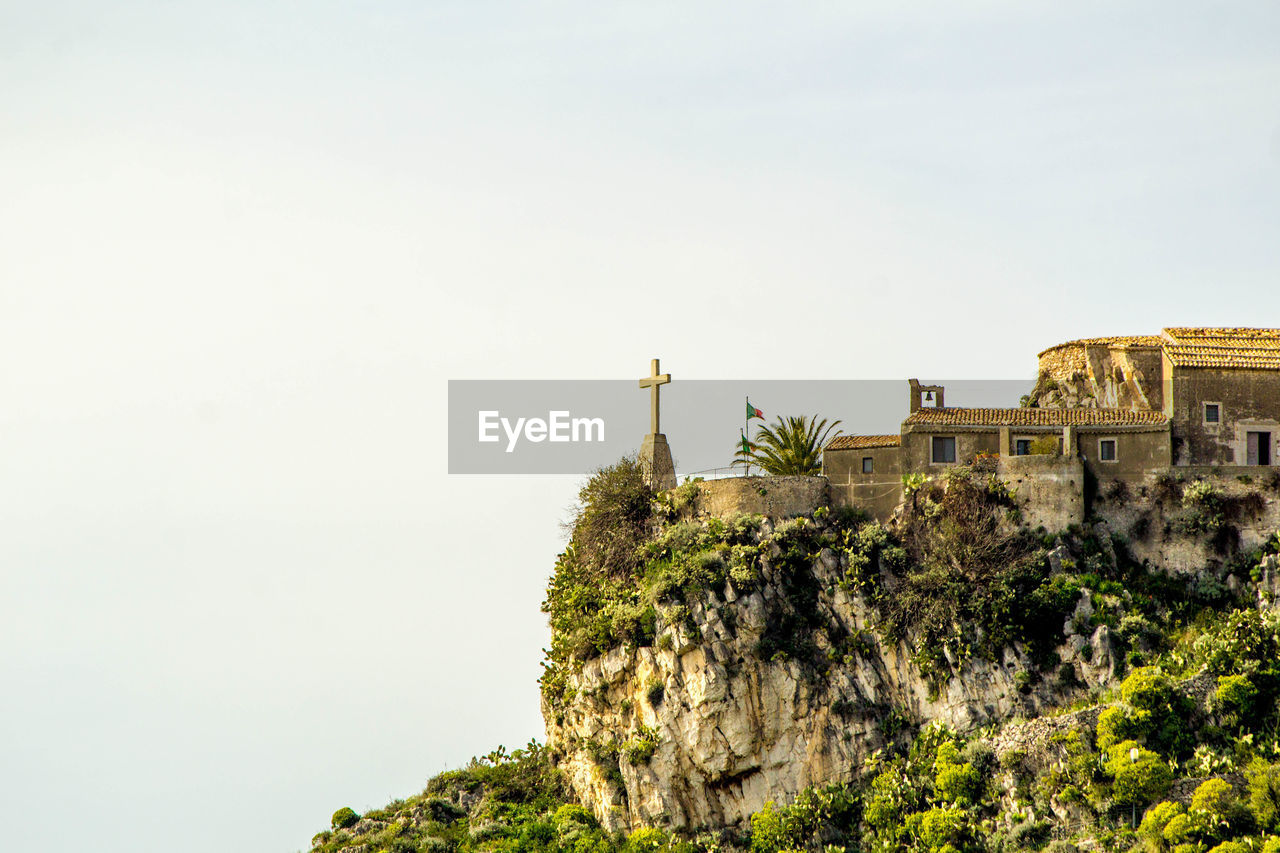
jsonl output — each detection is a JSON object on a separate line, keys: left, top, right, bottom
{"left": 904, "top": 406, "right": 1168, "bottom": 427}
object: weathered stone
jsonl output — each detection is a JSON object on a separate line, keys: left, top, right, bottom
{"left": 545, "top": 550, "right": 1122, "bottom": 833}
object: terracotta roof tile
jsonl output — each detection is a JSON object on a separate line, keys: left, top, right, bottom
{"left": 826, "top": 434, "right": 901, "bottom": 451}
{"left": 1163, "top": 327, "right": 1280, "bottom": 344}
{"left": 1163, "top": 345, "right": 1280, "bottom": 370}
{"left": 904, "top": 407, "right": 1168, "bottom": 428}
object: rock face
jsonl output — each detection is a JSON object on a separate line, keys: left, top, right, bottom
{"left": 1033, "top": 341, "right": 1164, "bottom": 412}
{"left": 542, "top": 528, "right": 1118, "bottom": 834}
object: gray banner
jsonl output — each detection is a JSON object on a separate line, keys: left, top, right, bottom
{"left": 448, "top": 379, "right": 1034, "bottom": 476}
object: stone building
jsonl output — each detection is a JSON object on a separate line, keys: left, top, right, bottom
{"left": 824, "top": 327, "right": 1280, "bottom": 523}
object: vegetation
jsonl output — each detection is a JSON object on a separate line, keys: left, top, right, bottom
{"left": 735, "top": 414, "right": 842, "bottom": 476}
{"left": 309, "top": 742, "right": 589, "bottom": 853}
{"left": 312, "top": 454, "right": 1280, "bottom": 853}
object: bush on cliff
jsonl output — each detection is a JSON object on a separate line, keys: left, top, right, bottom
{"left": 312, "top": 741, "right": 582, "bottom": 853}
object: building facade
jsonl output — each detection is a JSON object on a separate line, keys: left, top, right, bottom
{"left": 824, "top": 327, "right": 1280, "bottom": 521}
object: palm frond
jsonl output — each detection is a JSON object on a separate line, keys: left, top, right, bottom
{"left": 734, "top": 414, "right": 843, "bottom": 475}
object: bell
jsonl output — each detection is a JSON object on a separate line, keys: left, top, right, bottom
{"left": 925, "top": 390, "right": 934, "bottom": 402}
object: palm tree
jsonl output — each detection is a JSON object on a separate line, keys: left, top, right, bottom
{"left": 735, "top": 414, "right": 843, "bottom": 475}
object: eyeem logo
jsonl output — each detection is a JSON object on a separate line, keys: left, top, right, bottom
{"left": 478, "top": 411, "right": 606, "bottom": 453}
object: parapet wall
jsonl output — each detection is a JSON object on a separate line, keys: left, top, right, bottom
{"left": 1037, "top": 344, "right": 1089, "bottom": 379}
{"left": 997, "top": 454, "right": 1086, "bottom": 531}
{"left": 690, "top": 476, "right": 829, "bottom": 519}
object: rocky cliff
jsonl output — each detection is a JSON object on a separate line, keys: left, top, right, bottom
{"left": 543, "top": 512, "right": 1121, "bottom": 832}
{"left": 308, "top": 461, "right": 1280, "bottom": 853}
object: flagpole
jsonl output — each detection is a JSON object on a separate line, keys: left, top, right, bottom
{"left": 744, "top": 395, "right": 750, "bottom": 477}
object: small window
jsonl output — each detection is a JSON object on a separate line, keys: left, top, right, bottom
{"left": 1099, "top": 439, "right": 1117, "bottom": 462}
{"left": 1014, "top": 439, "right": 1031, "bottom": 456}
{"left": 932, "top": 436, "right": 957, "bottom": 464}
{"left": 861, "top": 457, "right": 874, "bottom": 474}
{"left": 1204, "top": 403, "right": 1221, "bottom": 425}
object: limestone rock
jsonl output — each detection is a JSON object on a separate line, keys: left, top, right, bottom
{"left": 543, "top": 548, "right": 1119, "bottom": 833}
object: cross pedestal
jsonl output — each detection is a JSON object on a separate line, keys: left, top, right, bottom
{"left": 638, "top": 358, "right": 676, "bottom": 491}
{"left": 639, "top": 433, "right": 676, "bottom": 492}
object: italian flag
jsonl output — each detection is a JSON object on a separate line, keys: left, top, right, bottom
{"left": 746, "top": 401, "right": 763, "bottom": 419}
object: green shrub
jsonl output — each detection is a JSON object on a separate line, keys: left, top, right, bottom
{"left": 1097, "top": 704, "right": 1146, "bottom": 750}
{"left": 1106, "top": 741, "right": 1173, "bottom": 806}
{"left": 1000, "top": 750, "right": 1027, "bottom": 773}
{"left": 1121, "top": 667, "right": 1176, "bottom": 712}
{"left": 646, "top": 679, "right": 665, "bottom": 707}
{"left": 749, "top": 801, "right": 789, "bottom": 853}
{"left": 1191, "top": 778, "right": 1242, "bottom": 835}
{"left": 570, "top": 456, "right": 654, "bottom": 578}
{"left": 627, "top": 826, "right": 669, "bottom": 852}
{"left": 331, "top": 807, "right": 359, "bottom": 829}
{"left": 1139, "top": 800, "right": 1184, "bottom": 853}
{"left": 934, "top": 742, "right": 982, "bottom": 806}
{"left": 1215, "top": 675, "right": 1258, "bottom": 720}
{"left": 1007, "top": 816, "right": 1050, "bottom": 850}
{"left": 1248, "top": 759, "right": 1280, "bottom": 832}
{"left": 423, "top": 795, "right": 465, "bottom": 823}
{"left": 623, "top": 727, "right": 660, "bottom": 765}
{"left": 1207, "top": 842, "right": 1249, "bottom": 853}
{"left": 553, "top": 803, "right": 598, "bottom": 831}
{"left": 906, "top": 804, "right": 974, "bottom": 853}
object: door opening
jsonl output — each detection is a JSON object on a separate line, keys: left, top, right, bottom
{"left": 1247, "top": 431, "right": 1273, "bottom": 466}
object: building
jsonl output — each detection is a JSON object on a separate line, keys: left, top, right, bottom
{"left": 824, "top": 328, "right": 1280, "bottom": 522}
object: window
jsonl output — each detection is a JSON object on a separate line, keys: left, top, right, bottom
{"left": 1204, "top": 403, "right": 1221, "bottom": 425}
{"left": 932, "top": 436, "right": 957, "bottom": 464}
{"left": 861, "top": 457, "right": 874, "bottom": 474}
{"left": 1099, "top": 439, "right": 1117, "bottom": 462}
{"left": 1015, "top": 439, "right": 1031, "bottom": 456}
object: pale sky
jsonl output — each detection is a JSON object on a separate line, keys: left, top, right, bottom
{"left": 2, "top": 3, "right": 1279, "bottom": 851}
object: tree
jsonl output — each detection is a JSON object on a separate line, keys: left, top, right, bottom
{"left": 735, "top": 414, "right": 842, "bottom": 475}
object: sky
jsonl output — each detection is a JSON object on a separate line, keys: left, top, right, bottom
{"left": 2, "top": 2, "right": 1279, "bottom": 851}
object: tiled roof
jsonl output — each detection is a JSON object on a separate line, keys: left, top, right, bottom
{"left": 1163, "top": 327, "right": 1280, "bottom": 344}
{"left": 1038, "top": 335, "right": 1165, "bottom": 357}
{"left": 1035, "top": 328, "right": 1280, "bottom": 370}
{"left": 904, "top": 407, "right": 1169, "bottom": 428}
{"left": 1162, "top": 328, "right": 1280, "bottom": 369}
{"left": 1164, "top": 346, "right": 1280, "bottom": 370}
{"left": 826, "top": 434, "right": 901, "bottom": 451}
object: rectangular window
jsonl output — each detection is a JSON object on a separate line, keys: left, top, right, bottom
{"left": 1204, "top": 403, "right": 1220, "bottom": 424}
{"left": 861, "top": 457, "right": 874, "bottom": 474}
{"left": 932, "top": 436, "right": 956, "bottom": 464}
{"left": 1099, "top": 439, "right": 1117, "bottom": 462}
{"left": 1014, "top": 439, "right": 1031, "bottom": 456}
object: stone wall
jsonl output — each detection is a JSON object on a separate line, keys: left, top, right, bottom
{"left": 1167, "top": 367, "right": 1280, "bottom": 466}
{"left": 824, "top": 446, "right": 903, "bottom": 521}
{"left": 690, "top": 476, "right": 829, "bottom": 519}
{"left": 997, "top": 454, "right": 1086, "bottom": 531}
{"left": 900, "top": 427, "right": 1001, "bottom": 471}
{"left": 1080, "top": 427, "right": 1173, "bottom": 483}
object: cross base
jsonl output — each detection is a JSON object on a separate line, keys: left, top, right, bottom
{"left": 639, "top": 433, "right": 677, "bottom": 492}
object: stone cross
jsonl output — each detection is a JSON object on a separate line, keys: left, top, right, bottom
{"left": 638, "top": 358, "right": 671, "bottom": 435}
